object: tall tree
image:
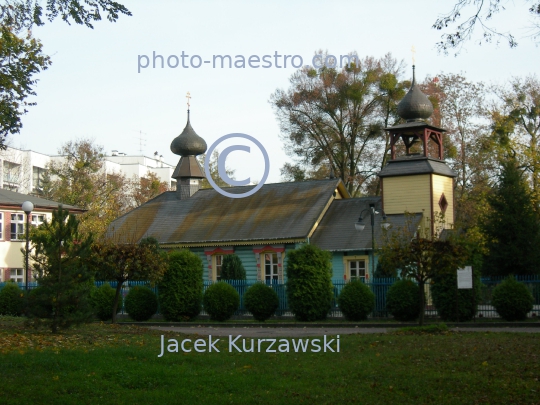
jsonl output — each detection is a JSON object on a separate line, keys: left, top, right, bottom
{"left": 271, "top": 53, "right": 405, "bottom": 196}
{"left": 0, "top": 0, "right": 130, "bottom": 148}
{"left": 491, "top": 75, "right": 540, "bottom": 204}
{"left": 129, "top": 171, "right": 169, "bottom": 207}
{"left": 432, "top": 73, "right": 496, "bottom": 228}
{"left": 27, "top": 205, "right": 94, "bottom": 333}
{"left": 0, "top": 26, "right": 50, "bottom": 149}
{"left": 480, "top": 158, "right": 540, "bottom": 276}
{"left": 44, "top": 139, "right": 130, "bottom": 237}
{"left": 433, "top": 0, "right": 540, "bottom": 54}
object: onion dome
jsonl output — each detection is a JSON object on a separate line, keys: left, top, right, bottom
{"left": 170, "top": 111, "right": 207, "bottom": 156}
{"left": 397, "top": 65, "right": 434, "bottom": 122}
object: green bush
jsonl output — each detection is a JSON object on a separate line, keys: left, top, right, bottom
{"left": 386, "top": 279, "right": 421, "bottom": 321}
{"left": 124, "top": 286, "right": 158, "bottom": 322}
{"left": 244, "top": 283, "right": 279, "bottom": 321}
{"left": 491, "top": 276, "right": 534, "bottom": 321}
{"left": 431, "top": 270, "right": 482, "bottom": 322}
{"left": 159, "top": 250, "right": 203, "bottom": 321}
{"left": 0, "top": 282, "right": 25, "bottom": 316}
{"left": 203, "top": 282, "right": 240, "bottom": 321}
{"left": 220, "top": 254, "right": 246, "bottom": 280}
{"left": 286, "top": 244, "right": 333, "bottom": 321}
{"left": 337, "top": 280, "right": 375, "bottom": 321}
{"left": 89, "top": 283, "right": 120, "bottom": 321}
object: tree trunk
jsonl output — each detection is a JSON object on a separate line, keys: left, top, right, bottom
{"left": 111, "top": 281, "right": 124, "bottom": 324}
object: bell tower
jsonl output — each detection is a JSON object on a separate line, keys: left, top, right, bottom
{"left": 378, "top": 66, "right": 456, "bottom": 236}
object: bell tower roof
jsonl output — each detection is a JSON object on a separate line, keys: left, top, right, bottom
{"left": 396, "top": 65, "right": 434, "bottom": 122}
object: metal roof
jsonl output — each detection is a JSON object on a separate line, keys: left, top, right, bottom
{"left": 0, "top": 188, "right": 84, "bottom": 211}
{"left": 384, "top": 120, "right": 446, "bottom": 133}
{"left": 170, "top": 112, "right": 207, "bottom": 157}
{"left": 106, "top": 179, "right": 346, "bottom": 245}
{"left": 378, "top": 156, "right": 457, "bottom": 178}
{"left": 310, "top": 197, "right": 423, "bottom": 251}
{"left": 396, "top": 65, "right": 434, "bottom": 121}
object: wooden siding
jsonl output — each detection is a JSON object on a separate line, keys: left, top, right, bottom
{"left": 184, "top": 244, "right": 297, "bottom": 282}
{"left": 431, "top": 174, "right": 454, "bottom": 228}
{"left": 382, "top": 174, "right": 431, "bottom": 217}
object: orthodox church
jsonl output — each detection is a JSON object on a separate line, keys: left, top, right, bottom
{"left": 106, "top": 66, "right": 456, "bottom": 282}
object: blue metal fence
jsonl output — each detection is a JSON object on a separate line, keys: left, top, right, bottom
{"left": 1, "top": 275, "right": 539, "bottom": 319}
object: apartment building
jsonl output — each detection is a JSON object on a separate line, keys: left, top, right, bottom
{"left": 0, "top": 146, "right": 177, "bottom": 196}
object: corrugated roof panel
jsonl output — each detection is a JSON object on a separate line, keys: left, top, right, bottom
{"left": 310, "top": 197, "right": 423, "bottom": 251}
{"left": 106, "top": 179, "right": 343, "bottom": 244}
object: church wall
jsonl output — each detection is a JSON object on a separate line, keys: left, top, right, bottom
{"left": 331, "top": 252, "right": 345, "bottom": 279}
{"left": 329, "top": 250, "right": 377, "bottom": 281}
{"left": 177, "top": 245, "right": 384, "bottom": 284}
{"left": 431, "top": 174, "right": 454, "bottom": 229}
{"left": 234, "top": 246, "right": 259, "bottom": 280}
{"left": 382, "top": 174, "right": 431, "bottom": 216}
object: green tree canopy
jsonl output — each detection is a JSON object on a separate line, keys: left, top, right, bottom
{"left": 27, "top": 205, "right": 94, "bottom": 332}
{"left": 0, "top": 26, "right": 50, "bottom": 148}
{"left": 271, "top": 53, "right": 406, "bottom": 196}
{"left": 42, "top": 139, "right": 131, "bottom": 237}
{"left": 480, "top": 158, "right": 540, "bottom": 276}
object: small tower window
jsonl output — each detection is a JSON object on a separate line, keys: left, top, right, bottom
{"left": 439, "top": 193, "right": 448, "bottom": 213}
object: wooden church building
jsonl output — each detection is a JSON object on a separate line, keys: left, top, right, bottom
{"left": 106, "top": 66, "right": 456, "bottom": 282}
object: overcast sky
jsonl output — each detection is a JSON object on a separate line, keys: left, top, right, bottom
{"left": 13, "top": 0, "right": 540, "bottom": 184}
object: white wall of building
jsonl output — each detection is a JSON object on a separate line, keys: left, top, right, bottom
{"left": 1, "top": 146, "right": 177, "bottom": 193}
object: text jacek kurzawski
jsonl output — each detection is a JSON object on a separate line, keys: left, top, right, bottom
{"left": 158, "top": 335, "right": 340, "bottom": 357}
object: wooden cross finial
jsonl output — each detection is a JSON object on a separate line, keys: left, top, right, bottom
{"left": 186, "top": 91, "right": 191, "bottom": 108}
{"left": 411, "top": 46, "right": 416, "bottom": 65}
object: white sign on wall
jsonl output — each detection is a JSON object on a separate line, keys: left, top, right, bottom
{"left": 457, "top": 266, "right": 473, "bottom": 289}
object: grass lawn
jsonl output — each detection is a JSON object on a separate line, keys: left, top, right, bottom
{"left": 0, "top": 317, "right": 539, "bottom": 405}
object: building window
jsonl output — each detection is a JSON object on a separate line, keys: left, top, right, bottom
{"left": 205, "top": 247, "right": 234, "bottom": 281}
{"left": 33, "top": 166, "right": 46, "bottom": 193}
{"left": 349, "top": 260, "right": 366, "bottom": 281}
{"left": 0, "top": 213, "right": 3, "bottom": 240}
{"left": 10, "top": 268, "right": 24, "bottom": 283}
{"left": 3, "top": 161, "right": 21, "bottom": 190}
{"left": 10, "top": 213, "right": 25, "bottom": 240}
{"left": 31, "top": 214, "right": 45, "bottom": 227}
{"left": 214, "top": 254, "right": 223, "bottom": 281}
{"left": 264, "top": 253, "right": 279, "bottom": 281}
{"left": 343, "top": 255, "right": 369, "bottom": 282}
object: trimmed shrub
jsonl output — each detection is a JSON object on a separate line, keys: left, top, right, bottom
{"left": 431, "top": 270, "right": 482, "bottom": 322}
{"left": 159, "top": 250, "right": 203, "bottom": 321}
{"left": 245, "top": 283, "right": 279, "bottom": 321}
{"left": 203, "top": 282, "right": 240, "bottom": 321}
{"left": 286, "top": 244, "right": 333, "bottom": 321}
{"left": 124, "top": 286, "right": 158, "bottom": 322}
{"left": 220, "top": 254, "right": 246, "bottom": 280}
{"left": 337, "top": 280, "right": 375, "bottom": 321}
{"left": 386, "top": 279, "right": 421, "bottom": 321}
{"left": 491, "top": 276, "right": 534, "bottom": 321}
{"left": 0, "top": 282, "right": 25, "bottom": 316}
{"left": 89, "top": 283, "right": 120, "bottom": 321}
